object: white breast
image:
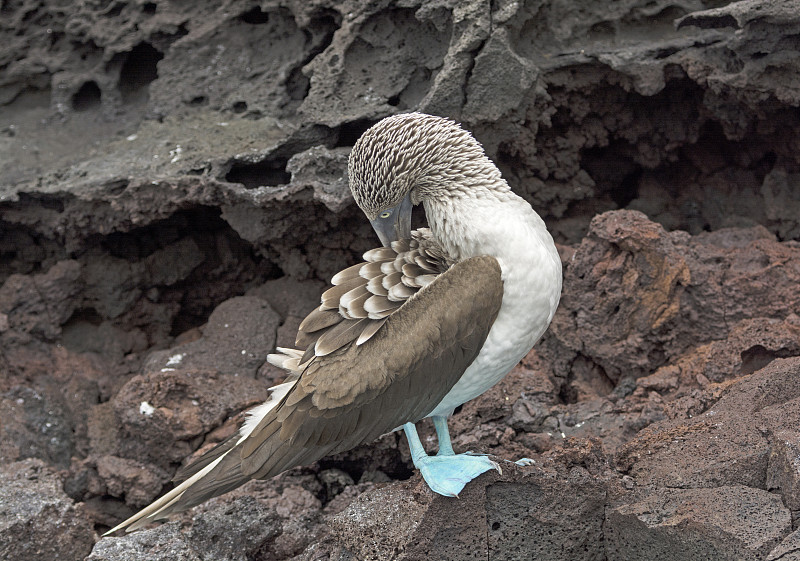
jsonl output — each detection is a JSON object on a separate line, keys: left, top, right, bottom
{"left": 425, "top": 194, "right": 562, "bottom": 417}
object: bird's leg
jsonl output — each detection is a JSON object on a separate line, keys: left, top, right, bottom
{"left": 403, "top": 421, "right": 500, "bottom": 497}
{"left": 432, "top": 415, "right": 454, "bottom": 456}
{"left": 432, "top": 414, "right": 535, "bottom": 467}
{"left": 433, "top": 415, "right": 535, "bottom": 467}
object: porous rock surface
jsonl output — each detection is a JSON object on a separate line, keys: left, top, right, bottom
{"left": 0, "top": 459, "right": 95, "bottom": 561}
{"left": 2, "top": 1, "right": 800, "bottom": 560}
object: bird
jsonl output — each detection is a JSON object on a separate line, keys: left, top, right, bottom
{"left": 106, "top": 112, "right": 562, "bottom": 534}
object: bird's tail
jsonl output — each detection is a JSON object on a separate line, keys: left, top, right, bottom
{"left": 104, "top": 370, "right": 300, "bottom": 534}
{"left": 103, "top": 442, "right": 238, "bottom": 534}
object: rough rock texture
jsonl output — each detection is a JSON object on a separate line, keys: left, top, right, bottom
{"left": 0, "top": 459, "right": 95, "bottom": 561}
{"left": 2, "top": 0, "right": 800, "bottom": 559}
{"left": 546, "top": 212, "right": 800, "bottom": 382}
{"left": 605, "top": 486, "right": 791, "bottom": 561}
{"left": 767, "top": 529, "right": 800, "bottom": 561}
{"left": 326, "top": 438, "right": 614, "bottom": 561}
{"left": 616, "top": 357, "right": 800, "bottom": 490}
{"left": 87, "top": 497, "right": 282, "bottom": 561}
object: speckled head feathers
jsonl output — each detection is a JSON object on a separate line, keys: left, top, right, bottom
{"left": 347, "top": 113, "right": 501, "bottom": 218}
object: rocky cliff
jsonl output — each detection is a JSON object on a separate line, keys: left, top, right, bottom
{"left": 2, "top": 1, "right": 800, "bottom": 559}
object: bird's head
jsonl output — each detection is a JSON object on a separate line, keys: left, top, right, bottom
{"left": 348, "top": 112, "right": 492, "bottom": 247}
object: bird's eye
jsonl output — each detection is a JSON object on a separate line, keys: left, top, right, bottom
{"left": 380, "top": 211, "right": 391, "bottom": 218}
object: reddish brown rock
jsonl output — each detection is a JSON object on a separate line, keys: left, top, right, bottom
{"left": 617, "top": 357, "right": 800, "bottom": 490}
{"left": 605, "top": 486, "right": 791, "bottom": 561}
{"left": 640, "top": 315, "right": 800, "bottom": 399}
{"left": 112, "top": 369, "right": 269, "bottom": 470}
{"left": 547, "top": 212, "right": 800, "bottom": 382}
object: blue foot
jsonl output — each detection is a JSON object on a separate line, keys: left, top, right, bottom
{"left": 514, "top": 457, "right": 535, "bottom": 466}
{"left": 403, "top": 421, "right": 500, "bottom": 497}
{"left": 416, "top": 453, "right": 501, "bottom": 497}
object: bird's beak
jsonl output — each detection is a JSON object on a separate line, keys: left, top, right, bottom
{"left": 369, "top": 193, "right": 413, "bottom": 247}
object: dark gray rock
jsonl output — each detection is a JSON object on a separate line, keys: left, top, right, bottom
{"left": 299, "top": 5, "right": 455, "bottom": 127}
{"left": 92, "top": 478, "right": 323, "bottom": 561}
{"left": 147, "top": 6, "right": 335, "bottom": 120}
{"left": 144, "top": 296, "right": 280, "bottom": 378}
{"left": 88, "top": 524, "right": 203, "bottom": 561}
{"left": 0, "top": 385, "right": 75, "bottom": 468}
{"left": 766, "top": 528, "right": 800, "bottom": 561}
{"left": 90, "top": 497, "right": 282, "bottom": 561}
{"left": 0, "top": 459, "right": 95, "bottom": 561}
{"left": 286, "top": 146, "right": 352, "bottom": 212}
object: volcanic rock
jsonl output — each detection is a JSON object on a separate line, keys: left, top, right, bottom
{"left": 0, "top": 459, "right": 94, "bottom": 561}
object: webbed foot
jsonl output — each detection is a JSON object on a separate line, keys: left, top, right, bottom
{"left": 403, "top": 421, "right": 501, "bottom": 497}
{"left": 415, "top": 453, "right": 501, "bottom": 497}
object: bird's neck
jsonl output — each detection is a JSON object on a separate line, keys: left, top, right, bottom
{"left": 423, "top": 181, "right": 552, "bottom": 264}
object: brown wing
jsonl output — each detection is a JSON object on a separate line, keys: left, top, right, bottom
{"left": 107, "top": 253, "right": 502, "bottom": 533}
{"left": 238, "top": 255, "right": 503, "bottom": 478}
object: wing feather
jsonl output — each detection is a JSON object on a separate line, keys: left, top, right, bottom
{"left": 339, "top": 285, "right": 371, "bottom": 319}
{"left": 321, "top": 277, "right": 366, "bottom": 310}
{"left": 363, "top": 294, "right": 398, "bottom": 317}
{"left": 314, "top": 318, "right": 368, "bottom": 356}
{"left": 289, "top": 229, "right": 451, "bottom": 360}
{"left": 363, "top": 247, "right": 395, "bottom": 261}
{"left": 389, "top": 282, "right": 415, "bottom": 301}
{"left": 357, "top": 318, "right": 387, "bottom": 345}
{"left": 298, "top": 308, "right": 341, "bottom": 333}
{"left": 331, "top": 262, "right": 367, "bottom": 285}
{"left": 367, "top": 275, "right": 389, "bottom": 296}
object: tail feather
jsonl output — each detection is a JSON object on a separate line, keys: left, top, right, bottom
{"left": 104, "top": 448, "right": 238, "bottom": 534}
{"left": 266, "top": 348, "right": 305, "bottom": 371}
{"left": 105, "top": 376, "right": 300, "bottom": 534}
{"left": 172, "top": 434, "right": 238, "bottom": 484}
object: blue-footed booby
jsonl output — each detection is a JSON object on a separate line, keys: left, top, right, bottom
{"left": 107, "top": 112, "right": 562, "bottom": 533}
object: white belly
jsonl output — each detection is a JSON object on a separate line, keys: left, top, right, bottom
{"left": 426, "top": 216, "right": 562, "bottom": 417}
